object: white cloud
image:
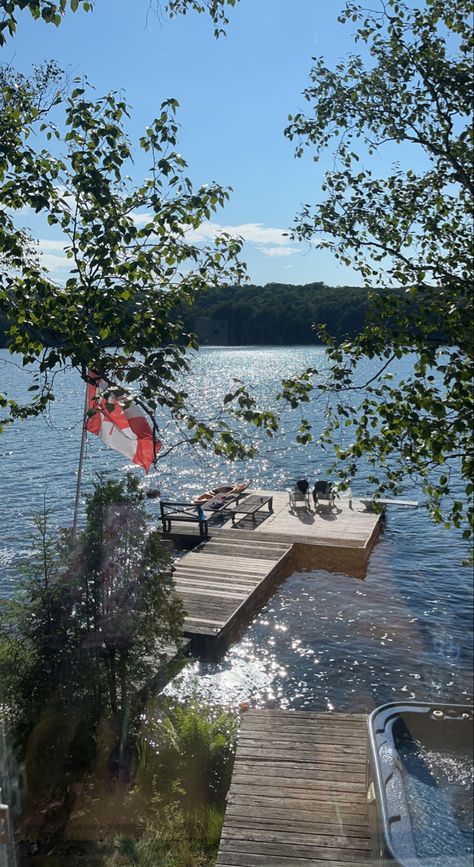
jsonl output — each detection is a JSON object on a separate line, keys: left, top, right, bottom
{"left": 41, "top": 253, "right": 70, "bottom": 272}
{"left": 132, "top": 212, "right": 151, "bottom": 226}
{"left": 37, "top": 239, "right": 70, "bottom": 272}
{"left": 187, "top": 221, "right": 292, "bottom": 247}
{"left": 35, "top": 218, "right": 300, "bottom": 273}
{"left": 130, "top": 215, "right": 298, "bottom": 253}
{"left": 6, "top": 203, "right": 34, "bottom": 217}
{"left": 38, "top": 239, "right": 67, "bottom": 252}
{"left": 226, "top": 223, "right": 291, "bottom": 246}
{"left": 260, "top": 246, "right": 300, "bottom": 258}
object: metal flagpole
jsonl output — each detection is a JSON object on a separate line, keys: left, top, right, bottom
{"left": 71, "top": 379, "right": 89, "bottom": 543}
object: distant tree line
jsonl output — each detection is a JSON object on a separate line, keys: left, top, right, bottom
{"left": 180, "top": 282, "right": 371, "bottom": 345}
{"left": 1, "top": 280, "right": 449, "bottom": 350}
{"left": 0, "top": 282, "right": 370, "bottom": 349}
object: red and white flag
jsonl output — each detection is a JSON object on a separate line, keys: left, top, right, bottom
{"left": 85, "top": 375, "right": 161, "bottom": 473}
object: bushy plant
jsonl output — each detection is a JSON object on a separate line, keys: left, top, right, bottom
{"left": 112, "top": 699, "right": 238, "bottom": 865}
{"left": 0, "top": 475, "right": 183, "bottom": 747}
{"left": 71, "top": 474, "right": 184, "bottom": 720}
{"left": 137, "top": 699, "right": 237, "bottom": 809}
{"left": 0, "top": 473, "right": 185, "bottom": 859}
{"left": 0, "top": 512, "right": 87, "bottom": 745}
{"left": 103, "top": 801, "right": 223, "bottom": 867}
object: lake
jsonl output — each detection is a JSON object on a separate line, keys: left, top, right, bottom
{"left": 0, "top": 346, "right": 472, "bottom": 712}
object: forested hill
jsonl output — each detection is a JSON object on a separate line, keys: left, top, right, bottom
{"left": 0, "top": 282, "right": 371, "bottom": 349}
{"left": 182, "top": 282, "right": 370, "bottom": 345}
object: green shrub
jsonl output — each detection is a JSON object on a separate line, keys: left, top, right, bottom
{"left": 123, "top": 699, "right": 237, "bottom": 865}
{"left": 103, "top": 801, "right": 224, "bottom": 867}
{"left": 137, "top": 699, "right": 237, "bottom": 809}
{"left": 0, "top": 475, "right": 183, "bottom": 750}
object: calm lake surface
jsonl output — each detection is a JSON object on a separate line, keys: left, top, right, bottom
{"left": 0, "top": 347, "right": 472, "bottom": 712}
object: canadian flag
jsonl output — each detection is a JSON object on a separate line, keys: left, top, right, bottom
{"left": 85, "top": 375, "right": 161, "bottom": 473}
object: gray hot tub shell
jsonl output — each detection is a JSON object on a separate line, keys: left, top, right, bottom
{"left": 366, "top": 702, "right": 473, "bottom": 866}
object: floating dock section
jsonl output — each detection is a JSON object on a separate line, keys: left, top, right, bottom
{"left": 166, "top": 490, "right": 381, "bottom": 651}
{"left": 172, "top": 530, "right": 292, "bottom": 650}
{"left": 217, "top": 709, "right": 370, "bottom": 867}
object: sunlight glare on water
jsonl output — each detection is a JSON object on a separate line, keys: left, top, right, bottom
{"left": 1, "top": 347, "right": 472, "bottom": 712}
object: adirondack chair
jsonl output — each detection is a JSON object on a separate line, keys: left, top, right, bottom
{"left": 289, "top": 479, "right": 311, "bottom": 513}
{"left": 312, "top": 480, "right": 337, "bottom": 511}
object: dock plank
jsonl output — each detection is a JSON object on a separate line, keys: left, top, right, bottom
{"left": 224, "top": 816, "right": 369, "bottom": 836}
{"left": 217, "top": 711, "right": 370, "bottom": 867}
{"left": 220, "top": 828, "right": 371, "bottom": 852}
{"left": 172, "top": 533, "right": 292, "bottom": 641}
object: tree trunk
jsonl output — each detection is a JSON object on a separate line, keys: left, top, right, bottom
{"left": 119, "top": 649, "right": 128, "bottom": 713}
{"left": 108, "top": 648, "right": 118, "bottom": 716}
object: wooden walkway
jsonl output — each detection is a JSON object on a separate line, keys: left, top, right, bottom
{"left": 217, "top": 710, "right": 370, "bottom": 867}
{"left": 172, "top": 531, "right": 292, "bottom": 644}
{"left": 166, "top": 488, "right": 382, "bottom": 648}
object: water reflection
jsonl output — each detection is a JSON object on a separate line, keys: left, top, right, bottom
{"left": 1, "top": 347, "right": 472, "bottom": 714}
{"left": 165, "top": 518, "right": 473, "bottom": 712}
{"left": 1, "top": 347, "right": 473, "bottom": 867}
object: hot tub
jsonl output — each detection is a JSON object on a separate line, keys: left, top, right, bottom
{"left": 367, "top": 702, "right": 473, "bottom": 866}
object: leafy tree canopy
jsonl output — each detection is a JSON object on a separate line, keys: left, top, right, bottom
{"left": 283, "top": 0, "right": 474, "bottom": 541}
{"left": 0, "top": 65, "right": 277, "bottom": 457}
{"left": 166, "top": 0, "right": 237, "bottom": 37}
{"left": 0, "top": 0, "right": 91, "bottom": 45}
{"left": 180, "top": 281, "right": 371, "bottom": 345}
{"left": 0, "top": 0, "right": 236, "bottom": 44}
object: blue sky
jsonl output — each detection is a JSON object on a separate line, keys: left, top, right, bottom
{"left": 8, "top": 0, "right": 368, "bottom": 285}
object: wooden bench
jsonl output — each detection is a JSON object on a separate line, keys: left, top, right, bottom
{"left": 162, "top": 515, "right": 208, "bottom": 537}
{"left": 160, "top": 501, "right": 209, "bottom": 538}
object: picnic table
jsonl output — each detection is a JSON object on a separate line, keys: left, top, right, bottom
{"left": 230, "top": 494, "right": 273, "bottom": 525}
{"left": 202, "top": 493, "right": 240, "bottom": 512}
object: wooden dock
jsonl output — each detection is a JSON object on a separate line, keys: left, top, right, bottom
{"left": 172, "top": 531, "right": 292, "bottom": 647}
{"left": 165, "top": 489, "right": 381, "bottom": 649}
{"left": 217, "top": 710, "right": 370, "bottom": 867}
{"left": 164, "top": 490, "right": 380, "bottom": 549}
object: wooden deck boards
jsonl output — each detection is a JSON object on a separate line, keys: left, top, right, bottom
{"left": 227, "top": 491, "right": 379, "bottom": 548}
{"left": 167, "top": 489, "right": 382, "bottom": 646}
{"left": 217, "top": 710, "right": 370, "bottom": 867}
{"left": 165, "top": 491, "right": 380, "bottom": 549}
{"left": 173, "top": 532, "right": 292, "bottom": 642}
